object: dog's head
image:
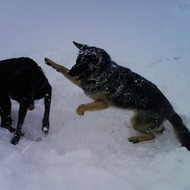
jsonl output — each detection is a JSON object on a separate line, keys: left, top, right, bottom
{"left": 68, "top": 41, "right": 111, "bottom": 80}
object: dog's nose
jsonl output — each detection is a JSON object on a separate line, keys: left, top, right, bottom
{"left": 68, "top": 69, "right": 75, "bottom": 76}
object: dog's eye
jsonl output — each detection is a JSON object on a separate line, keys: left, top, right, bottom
{"left": 89, "top": 63, "right": 97, "bottom": 71}
{"left": 91, "top": 55, "right": 96, "bottom": 60}
{"left": 90, "top": 55, "right": 99, "bottom": 63}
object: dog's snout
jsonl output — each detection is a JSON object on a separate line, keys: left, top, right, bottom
{"left": 68, "top": 68, "right": 77, "bottom": 77}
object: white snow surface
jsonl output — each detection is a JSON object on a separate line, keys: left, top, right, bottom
{"left": 1, "top": 1, "right": 190, "bottom": 190}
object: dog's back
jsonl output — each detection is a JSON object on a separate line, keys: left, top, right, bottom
{"left": 0, "top": 58, "right": 38, "bottom": 92}
{"left": 0, "top": 57, "right": 38, "bottom": 76}
{"left": 82, "top": 61, "right": 171, "bottom": 111}
{"left": 0, "top": 57, "right": 50, "bottom": 99}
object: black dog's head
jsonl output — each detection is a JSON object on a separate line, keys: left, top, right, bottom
{"left": 68, "top": 42, "right": 111, "bottom": 80}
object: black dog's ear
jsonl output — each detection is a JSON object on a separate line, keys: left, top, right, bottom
{"left": 73, "top": 41, "right": 89, "bottom": 50}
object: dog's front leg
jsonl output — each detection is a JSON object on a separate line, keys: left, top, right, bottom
{"left": 76, "top": 100, "right": 109, "bottom": 116}
{"left": 41, "top": 92, "right": 51, "bottom": 134}
{"left": 11, "top": 106, "right": 27, "bottom": 145}
{"left": 44, "top": 58, "right": 81, "bottom": 88}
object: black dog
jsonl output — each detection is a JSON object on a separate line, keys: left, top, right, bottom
{"left": 0, "top": 57, "right": 52, "bottom": 144}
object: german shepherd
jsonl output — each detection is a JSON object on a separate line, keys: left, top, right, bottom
{"left": 0, "top": 57, "right": 52, "bottom": 144}
{"left": 45, "top": 41, "right": 190, "bottom": 151}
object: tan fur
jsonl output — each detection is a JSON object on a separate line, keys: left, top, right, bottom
{"left": 44, "top": 58, "right": 81, "bottom": 87}
{"left": 76, "top": 100, "right": 109, "bottom": 115}
{"left": 128, "top": 133, "right": 155, "bottom": 143}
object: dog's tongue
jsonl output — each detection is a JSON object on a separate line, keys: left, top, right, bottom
{"left": 28, "top": 104, "right": 35, "bottom": 111}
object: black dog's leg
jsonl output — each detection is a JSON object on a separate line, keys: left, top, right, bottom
{"left": 41, "top": 92, "right": 51, "bottom": 134}
{"left": 11, "top": 106, "right": 27, "bottom": 145}
{"left": 0, "top": 97, "right": 15, "bottom": 133}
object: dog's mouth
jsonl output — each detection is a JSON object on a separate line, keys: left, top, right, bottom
{"left": 68, "top": 70, "right": 85, "bottom": 80}
{"left": 28, "top": 104, "right": 35, "bottom": 111}
{"left": 68, "top": 69, "right": 91, "bottom": 81}
{"left": 74, "top": 73, "right": 86, "bottom": 81}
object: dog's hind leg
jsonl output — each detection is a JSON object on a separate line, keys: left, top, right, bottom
{"left": 41, "top": 91, "right": 52, "bottom": 134}
{"left": 128, "top": 110, "right": 164, "bottom": 143}
{"left": 44, "top": 58, "right": 81, "bottom": 87}
{"left": 128, "top": 116, "right": 156, "bottom": 143}
{"left": 11, "top": 106, "right": 27, "bottom": 145}
{"left": 76, "top": 100, "right": 109, "bottom": 116}
{"left": 0, "top": 97, "right": 15, "bottom": 133}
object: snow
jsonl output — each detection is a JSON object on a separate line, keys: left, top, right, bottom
{"left": 1, "top": 0, "right": 190, "bottom": 189}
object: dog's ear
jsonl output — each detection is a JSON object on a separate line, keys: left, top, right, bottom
{"left": 73, "top": 41, "right": 88, "bottom": 51}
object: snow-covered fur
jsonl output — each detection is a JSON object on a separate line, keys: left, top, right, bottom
{"left": 46, "top": 41, "right": 190, "bottom": 151}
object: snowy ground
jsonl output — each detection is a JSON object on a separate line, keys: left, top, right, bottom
{"left": 1, "top": 1, "right": 190, "bottom": 190}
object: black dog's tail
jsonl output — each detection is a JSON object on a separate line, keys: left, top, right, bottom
{"left": 168, "top": 112, "right": 190, "bottom": 151}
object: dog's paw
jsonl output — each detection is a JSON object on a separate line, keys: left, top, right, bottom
{"left": 42, "top": 123, "right": 49, "bottom": 134}
{"left": 128, "top": 136, "right": 140, "bottom": 143}
{"left": 128, "top": 133, "right": 155, "bottom": 143}
{"left": 11, "top": 135, "right": 21, "bottom": 145}
{"left": 76, "top": 105, "right": 86, "bottom": 116}
{"left": 44, "top": 58, "right": 51, "bottom": 66}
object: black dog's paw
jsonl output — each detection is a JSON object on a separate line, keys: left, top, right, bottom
{"left": 11, "top": 135, "right": 21, "bottom": 145}
{"left": 42, "top": 123, "right": 49, "bottom": 134}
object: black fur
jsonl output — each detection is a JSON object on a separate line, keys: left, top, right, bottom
{"left": 0, "top": 57, "right": 52, "bottom": 144}
{"left": 69, "top": 42, "right": 190, "bottom": 150}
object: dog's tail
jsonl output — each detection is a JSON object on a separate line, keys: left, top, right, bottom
{"left": 168, "top": 112, "right": 190, "bottom": 151}
{"left": 44, "top": 58, "right": 81, "bottom": 87}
